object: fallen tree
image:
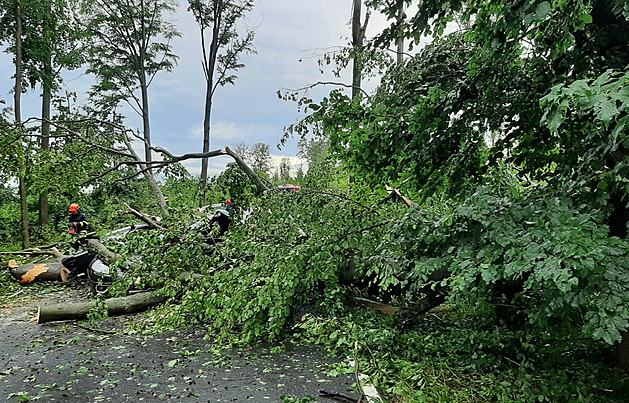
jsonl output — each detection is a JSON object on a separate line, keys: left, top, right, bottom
{"left": 37, "top": 291, "right": 168, "bottom": 324}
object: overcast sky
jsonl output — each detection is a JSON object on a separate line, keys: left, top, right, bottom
{"left": 0, "top": 1, "right": 395, "bottom": 177}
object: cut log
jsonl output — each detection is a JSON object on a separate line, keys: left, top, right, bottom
{"left": 9, "top": 261, "right": 65, "bottom": 283}
{"left": 37, "top": 291, "right": 168, "bottom": 324}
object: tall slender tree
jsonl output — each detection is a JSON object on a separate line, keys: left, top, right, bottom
{"left": 187, "top": 0, "right": 256, "bottom": 206}
{"left": 14, "top": 0, "right": 29, "bottom": 248}
{"left": 84, "top": 0, "right": 180, "bottom": 211}
{"left": 1, "top": 0, "right": 29, "bottom": 246}
{"left": 249, "top": 142, "right": 271, "bottom": 175}
{"left": 24, "top": 0, "right": 84, "bottom": 226}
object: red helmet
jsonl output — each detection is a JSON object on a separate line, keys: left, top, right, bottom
{"left": 69, "top": 203, "right": 80, "bottom": 212}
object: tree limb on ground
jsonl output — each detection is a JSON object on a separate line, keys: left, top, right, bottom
{"left": 37, "top": 291, "right": 169, "bottom": 324}
{"left": 318, "top": 389, "right": 361, "bottom": 403}
{"left": 354, "top": 297, "right": 401, "bottom": 315}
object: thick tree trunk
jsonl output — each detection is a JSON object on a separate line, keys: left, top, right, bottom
{"left": 9, "top": 261, "right": 65, "bottom": 283}
{"left": 37, "top": 291, "right": 168, "bottom": 324}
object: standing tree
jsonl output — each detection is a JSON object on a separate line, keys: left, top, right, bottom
{"left": 249, "top": 142, "right": 271, "bottom": 176}
{"left": 233, "top": 141, "right": 250, "bottom": 164}
{"left": 0, "top": 0, "right": 30, "bottom": 247}
{"left": 278, "top": 157, "right": 290, "bottom": 182}
{"left": 83, "top": 0, "right": 180, "bottom": 212}
{"left": 16, "top": 0, "right": 85, "bottom": 226}
{"left": 14, "top": 0, "right": 28, "bottom": 248}
{"left": 187, "top": 0, "right": 256, "bottom": 206}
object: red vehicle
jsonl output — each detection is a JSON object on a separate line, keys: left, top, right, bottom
{"left": 277, "top": 184, "right": 301, "bottom": 192}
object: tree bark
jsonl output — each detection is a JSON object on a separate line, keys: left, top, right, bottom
{"left": 15, "top": 0, "right": 29, "bottom": 249}
{"left": 199, "top": 9, "right": 221, "bottom": 207}
{"left": 396, "top": 5, "right": 404, "bottom": 64}
{"left": 9, "top": 261, "right": 65, "bottom": 283}
{"left": 85, "top": 238, "right": 122, "bottom": 263}
{"left": 351, "top": 0, "right": 362, "bottom": 101}
{"left": 39, "top": 0, "right": 52, "bottom": 227}
{"left": 37, "top": 291, "right": 168, "bottom": 324}
{"left": 121, "top": 131, "right": 168, "bottom": 216}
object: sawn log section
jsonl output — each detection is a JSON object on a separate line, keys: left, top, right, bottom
{"left": 37, "top": 292, "right": 168, "bottom": 324}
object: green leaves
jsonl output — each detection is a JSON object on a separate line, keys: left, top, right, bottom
{"left": 383, "top": 184, "right": 629, "bottom": 343}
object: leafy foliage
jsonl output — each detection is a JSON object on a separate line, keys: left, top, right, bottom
{"left": 294, "top": 306, "right": 628, "bottom": 402}
{"left": 119, "top": 189, "right": 395, "bottom": 341}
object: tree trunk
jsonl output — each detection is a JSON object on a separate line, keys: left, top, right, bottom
{"left": 396, "top": 5, "right": 404, "bottom": 64}
{"left": 37, "top": 291, "right": 168, "bottom": 324}
{"left": 140, "top": 77, "right": 152, "bottom": 172}
{"left": 225, "top": 146, "right": 270, "bottom": 192}
{"left": 15, "top": 0, "right": 29, "bottom": 249}
{"left": 9, "top": 261, "right": 65, "bottom": 283}
{"left": 199, "top": 12, "right": 221, "bottom": 207}
{"left": 39, "top": 56, "right": 52, "bottom": 226}
{"left": 121, "top": 131, "right": 169, "bottom": 216}
{"left": 351, "top": 0, "right": 363, "bottom": 101}
{"left": 199, "top": 78, "right": 213, "bottom": 207}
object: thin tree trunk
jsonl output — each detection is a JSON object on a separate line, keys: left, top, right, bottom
{"left": 39, "top": 60, "right": 52, "bottom": 226}
{"left": 140, "top": 78, "right": 152, "bottom": 172}
{"left": 15, "top": 0, "right": 29, "bottom": 248}
{"left": 139, "top": 0, "right": 152, "bottom": 172}
{"left": 199, "top": 13, "right": 221, "bottom": 207}
{"left": 121, "top": 132, "right": 168, "bottom": 216}
{"left": 351, "top": 0, "right": 363, "bottom": 101}
{"left": 199, "top": 79, "right": 213, "bottom": 207}
{"left": 396, "top": 5, "right": 404, "bottom": 64}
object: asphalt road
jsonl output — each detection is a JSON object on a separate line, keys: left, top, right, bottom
{"left": 0, "top": 286, "right": 358, "bottom": 402}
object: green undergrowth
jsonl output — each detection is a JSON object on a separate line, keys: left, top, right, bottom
{"left": 291, "top": 304, "right": 628, "bottom": 403}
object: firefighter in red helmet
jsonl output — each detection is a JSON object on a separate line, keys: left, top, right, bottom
{"left": 68, "top": 203, "right": 89, "bottom": 235}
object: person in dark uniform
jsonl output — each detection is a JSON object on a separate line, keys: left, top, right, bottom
{"left": 210, "top": 209, "right": 231, "bottom": 236}
{"left": 68, "top": 203, "right": 89, "bottom": 235}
